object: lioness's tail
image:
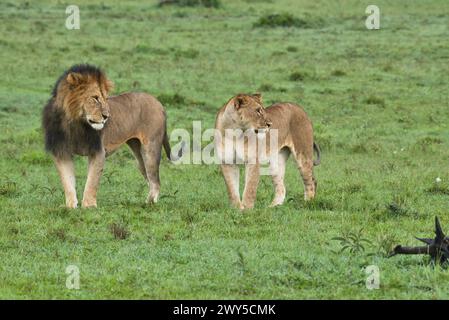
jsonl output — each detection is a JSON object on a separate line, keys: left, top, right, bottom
{"left": 313, "top": 142, "right": 321, "bottom": 166}
{"left": 163, "top": 130, "right": 183, "bottom": 162}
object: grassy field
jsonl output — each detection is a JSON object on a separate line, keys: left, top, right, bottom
{"left": 1, "top": 0, "right": 449, "bottom": 299}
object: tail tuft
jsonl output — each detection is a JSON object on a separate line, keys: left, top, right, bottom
{"left": 313, "top": 142, "right": 321, "bottom": 166}
{"left": 163, "top": 131, "right": 184, "bottom": 162}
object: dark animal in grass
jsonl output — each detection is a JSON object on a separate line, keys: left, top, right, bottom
{"left": 389, "top": 217, "right": 449, "bottom": 265}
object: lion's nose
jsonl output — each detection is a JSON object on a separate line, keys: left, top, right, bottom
{"left": 102, "top": 113, "right": 109, "bottom": 121}
{"left": 266, "top": 121, "right": 272, "bottom": 128}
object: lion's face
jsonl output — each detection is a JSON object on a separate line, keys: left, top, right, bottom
{"left": 58, "top": 71, "right": 113, "bottom": 130}
{"left": 77, "top": 81, "right": 110, "bottom": 131}
{"left": 234, "top": 93, "right": 272, "bottom": 133}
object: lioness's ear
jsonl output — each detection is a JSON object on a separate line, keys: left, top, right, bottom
{"left": 252, "top": 93, "right": 262, "bottom": 104}
{"left": 66, "top": 72, "right": 83, "bottom": 86}
{"left": 234, "top": 96, "right": 245, "bottom": 110}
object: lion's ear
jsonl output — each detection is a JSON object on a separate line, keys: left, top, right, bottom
{"left": 252, "top": 93, "right": 262, "bottom": 104}
{"left": 66, "top": 72, "right": 84, "bottom": 86}
{"left": 103, "top": 79, "right": 114, "bottom": 94}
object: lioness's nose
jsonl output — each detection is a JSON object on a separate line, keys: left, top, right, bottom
{"left": 266, "top": 121, "right": 272, "bottom": 128}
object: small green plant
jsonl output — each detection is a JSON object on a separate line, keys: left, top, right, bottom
{"left": 332, "top": 229, "right": 372, "bottom": 254}
{"left": 376, "top": 234, "right": 398, "bottom": 257}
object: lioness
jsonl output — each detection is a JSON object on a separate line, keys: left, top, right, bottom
{"left": 43, "top": 64, "right": 179, "bottom": 208}
{"left": 215, "top": 93, "right": 320, "bottom": 209}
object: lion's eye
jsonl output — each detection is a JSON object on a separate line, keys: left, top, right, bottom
{"left": 257, "top": 108, "right": 263, "bottom": 114}
{"left": 93, "top": 96, "right": 100, "bottom": 103}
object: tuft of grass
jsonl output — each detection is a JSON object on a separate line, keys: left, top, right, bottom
{"left": 426, "top": 183, "right": 449, "bottom": 195}
{"left": 174, "top": 48, "right": 200, "bottom": 59}
{"left": 385, "top": 197, "right": 419, "bottom": 217}
{"left": 21, "top": 151, "right": 52, "bottom": 165}
{"left": 158, "top": 0, "right": 221, "bottom": 8}
{"left": 158, "top": 93, "right": 188, "bottom": 106}
{"left": 47, "top": 228, "right": 68, "bottom": 241}
{"left": 289, "top": 70, "right": 312, "bottom": 82}
{"left": 258, "top": 83, "right": 287, "bottom": 92}
{"left": 254, "top": 13, "right": 322, "bottom": 28}
{"left": 331, "top": 69, "right": 346, "bottom": 77}
{"left": 0, "top": 181, "right": 17, "bottom": 196}
{"left": 109, "top": 222, "right": 130, "bottom": 240}
{"left": 364, "top": 95, "right": 385, "bottom": 107}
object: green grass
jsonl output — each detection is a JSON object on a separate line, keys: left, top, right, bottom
{"left": 1, "top": 0, "right": 449, "bottom": 299}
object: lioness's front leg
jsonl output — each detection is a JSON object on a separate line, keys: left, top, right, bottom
{"left": 242, "top": 163, "right": 260, "bottom": 209}
{"left": 54, "top": 157, "right": 78, "bottom": 208}
{"left": 82, "top": 149, "right": 106, "bottom": 208}
{"left": 220, "top": 164, "right": 243, "bottom": 209}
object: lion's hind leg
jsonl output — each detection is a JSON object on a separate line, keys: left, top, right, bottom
{"left": 140, "top": 141, "right": 162, "bottom": 204}
{"left": 269, "top": 147, "right": 290, "bottom": 207}
{"left": 127, "top": 139, "right": 147, "bottom": 181}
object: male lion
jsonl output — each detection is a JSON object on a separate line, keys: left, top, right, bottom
{"left": 215, "top": 93, "right": 320, "bottom": 209}
{"left": 43, "top": 64, "right": 179, "bottom": 208}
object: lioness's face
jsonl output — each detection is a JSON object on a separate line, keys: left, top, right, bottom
{"left": 234, "top": 93, "right": 271, "bottom": 133}
{"left": 65, "top": 72, "right": 112, "bottom": 130}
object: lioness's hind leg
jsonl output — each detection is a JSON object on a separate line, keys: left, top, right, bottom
{"left": 140, "top": 143, "right": 161, "bottom": 204}
{"left": 127, "top": 139, "right": 147, "bottom": 180}
{"left": 242, "top": 163, "right": 260, "bottom": 209}
{"left": 294, "top": 152, "right": 316, "bottom": 201}
{"left": 270, "top": 148, "right": 290, "bottom": 207}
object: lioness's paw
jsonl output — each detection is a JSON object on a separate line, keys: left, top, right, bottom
{"left": 242, "top": 203, "right": 255, "bottom": 210}
{"left": 231, "top": 201, "right": 244, "bottom": 210}
{"left": 65, "top": 199, "right": 78, "bottom": 209}
{"left": 269, "top": 201, "right": 283, "bottom": 208}
{"left": 81, "top": 199, "right": 97, "bottom": 208}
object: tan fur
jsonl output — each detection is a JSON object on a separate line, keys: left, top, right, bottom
{"left": 45, "top": 67, "right": 172, "bottom": 208}
{"left": 215, "top": 94, "right": 319, "bottom": 209}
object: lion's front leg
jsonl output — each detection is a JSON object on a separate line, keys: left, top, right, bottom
{"left": 220, "top": 164, "right": 243, "bottom": 209}
{"left": 82, "top": 149, "right": 105, "bottom": 208}
{"left": 242, "top": 163, "right": 260, "bottom": 209}
{"left": 54, "top": 157, "right": 78, "bottom": 208}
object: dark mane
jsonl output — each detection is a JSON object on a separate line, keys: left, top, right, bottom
{"left": 43, "top": 64, "right": 104, "bottom": 158}
{"left": 51, "top": 64, "right": 106, "bottom": 97}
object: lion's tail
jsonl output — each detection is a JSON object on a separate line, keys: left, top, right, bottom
{"left": 163, "top": 130, "right": 184, "bottom": 162}
{"left": 313, "top": 142, "right": 321, "bottom": 166}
